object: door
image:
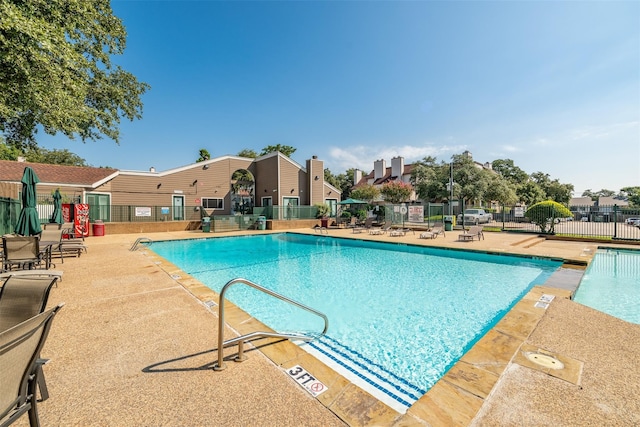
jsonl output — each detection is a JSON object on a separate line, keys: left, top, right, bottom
{"left": 283, "top": 197, "right": 299, "bottom": 219}
{"left": 327, "top": 199, "right": 337, "bottom": 217}
{"left": 86, "top": 193, "right": 111, "bottom": 222}
{"left": 173, "top": 195, "right": 185, "bottom": 220}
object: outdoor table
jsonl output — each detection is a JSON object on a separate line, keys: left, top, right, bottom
{"left": 38, "top": 241, "right": 56, "bottom": 269}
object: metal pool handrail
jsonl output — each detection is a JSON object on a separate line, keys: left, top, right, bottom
{"left": 214, "top": 277, "right": 329, "bottom": 371}
{"left": 130, "top": 237, "right": 152, "bottom": 251}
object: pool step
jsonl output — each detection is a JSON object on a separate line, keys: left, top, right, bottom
{"left": 305, "top": 335, "right": 425, "bottom": 412}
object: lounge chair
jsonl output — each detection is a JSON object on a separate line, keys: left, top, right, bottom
{"left": 345, "top": 217, "right": 358, "bottom": 229}
{"left": 353, "top": 218, "right": 374, "bottom": 233}
{"left": 0, "top": 275, "right": 60, "bottom": 331}
{"left": 2, "top": 236, "right": 45, "bottom": 271}
{"left": 458, "top": 225, "right": 484, "bottom": 241}
{"left": 430, "top": 223, "right": 446, "bottom": 237}
{"left": 313, "top": 225, "right": 328, "bottom": 234}
{"left": 0, "top": 275, "right": 60, "bottom": 403}
{"left": 39, "top": 227, "right": 64, "bottom": 266}
{"left": 0, "top": 304, "right": 64, "bottom": 427}
{"left": 369, "top": 221, "right": 392, "bottom": 235}
{"left": 420, "top": 224, "right": 446, "bottom": 239}
{"left": 0, "top": 270, "right": 63, "bottom": 283}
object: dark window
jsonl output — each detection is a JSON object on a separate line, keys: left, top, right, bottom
{"left": 202, "top": 198, "right": 223, "bottom": 209}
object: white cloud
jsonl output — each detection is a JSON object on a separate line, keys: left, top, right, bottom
{"left": 327, "top": 143, "right": 467, "bottom": 172}
{"left": 501, "top": 145, "right": 520, "bottom": 153}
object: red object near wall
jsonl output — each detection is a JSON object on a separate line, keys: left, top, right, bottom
{"left": 92, "top": 221, "right": 105, "bottom": 236}
{"left": 62, "top": 203, "right": 90, "bottom": 238}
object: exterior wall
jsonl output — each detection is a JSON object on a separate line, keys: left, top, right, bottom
{"left": 253, "top": 156, "right": 279, "bottom": 206}
{"left": 279, "top": 158, "right": 302, "bottom": 205}
{"left": 103, "top": 158, "right": 252, "bottom": 214}
{"left": 98, "top": 221, "right": 200, "bottom": 235}
{"left": 306, "top": 158, "right": 325, "bottom": 205}
{"left": 0, "top": 182, "right": 20, "bottom": 199}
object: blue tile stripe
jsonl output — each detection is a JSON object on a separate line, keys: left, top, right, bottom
{"left": 307, "top": 335, "right": 426, "bottom": 409}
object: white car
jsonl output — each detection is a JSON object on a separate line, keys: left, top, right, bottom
{"left": 625, "top": 218, "right": 640, "bottom": 225}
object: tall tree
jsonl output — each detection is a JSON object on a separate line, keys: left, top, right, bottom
{"left": 451, "top": 154, "right": 490, "bottom": 208}
{"left": 260, "top": 144, "right": 296, "bottom": 157}
{"left": 0, "top": 142, "right": 21, "bottom": 160}
{"left": 484, "top": 174, "right": 518, "bottom": 205}
{"left": 350, "top": 184, "right": 380, "bottom": 203}
{"left": 26, "top": 148, "right": 87, "bottom": 166}
{"left": 0, "top": 0, "right": 150, "bottom": 149}
{"left": 326, "top": 168, "right": 354, "bottom": 199}
{"left": 237, "top": 148, "right": 257, "bottom": 158}
{"left": 410, "top": 156, "right": 447, "bottom": 202}
{"left": 621, "top": 186, "right": 640, "bottom": 207}
{"left": 1, "top": 142, "right": 87, "bottom": 165}
{"left": 380, "top": 181, "right": 413, "bottom": 204}
{"left": 530, "top": 172, "right": 573, "bottom": 204}
{"left": 196, "top": 149, "right": 210, "bottom": 162}
{"left": 491, "top": 159, "right": 529, "bottom": 185}
{"left": 517, "top": 181, "right": 546, "bottom": 206}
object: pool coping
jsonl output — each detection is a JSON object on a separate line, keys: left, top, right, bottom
{"left": 144, "top": 231, "right": 585, "bottom": 426}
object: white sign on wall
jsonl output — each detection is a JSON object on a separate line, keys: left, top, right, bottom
{"left": 135, "top": 207, "right": 152, "bottom": 217}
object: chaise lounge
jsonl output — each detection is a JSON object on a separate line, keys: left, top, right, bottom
{"left": 458, "top": 225, "right": 484, "bottom": 241}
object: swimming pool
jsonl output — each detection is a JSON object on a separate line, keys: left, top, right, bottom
{"left": 574, "top": 248, "right": 640, "bottom": 324}
{"left": 152, "top": 233, "right": 561, "bottom": 412}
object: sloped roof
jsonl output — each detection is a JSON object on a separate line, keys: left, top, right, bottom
{"left": 354, "top": 164, "right": 415, "bottom": 187}
{"left": 598, "top": 196, "right": 629, "bottom": 206}
{"left": 569, "top": 197, "right": 595, "bottom": 207}
{"left": 0, "top": 160, "right": 118, "bottom": 187}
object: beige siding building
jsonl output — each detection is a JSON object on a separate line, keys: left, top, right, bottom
{"left": 0, "top": 152, "right": 340, "bottom": 222}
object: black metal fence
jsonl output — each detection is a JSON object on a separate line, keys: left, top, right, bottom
{"left": 496, "top": 204, "right": 640, "bottom": 241}
{"left": 7, "top": 195, "right": 639, "bottom": 241}
{"left": 0, "top": 197, "right": 21, "bottom": 235}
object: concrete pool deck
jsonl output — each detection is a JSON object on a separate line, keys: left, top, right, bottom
{"left": 19, "top": 228, "right": 640, "bottom": 426}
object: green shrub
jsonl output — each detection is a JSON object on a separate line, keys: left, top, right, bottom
{"left": 314, "top": 203, "right": 330, "bottom": 218}
{"left": 526, "top": 200, "right": 572, "bottom": 234}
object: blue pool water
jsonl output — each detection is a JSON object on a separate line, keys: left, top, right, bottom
{"left": 152, "top": 233, "right": 561, "bottom": 411}
{"left": 574, "top": 249, "right": 640, "bottom": 324}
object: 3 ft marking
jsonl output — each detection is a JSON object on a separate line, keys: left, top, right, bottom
{"left": 287, "top": 365, "right": 328, "bottom": 397}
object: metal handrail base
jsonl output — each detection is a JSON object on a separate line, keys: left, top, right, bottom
{"left": 214, "top": 278, "right": 328, "bottom": 371}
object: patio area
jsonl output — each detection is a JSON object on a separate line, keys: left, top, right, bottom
{"left": 15, "top": 228, "right": 640, "bottom": 426}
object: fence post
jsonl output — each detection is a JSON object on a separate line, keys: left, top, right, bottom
{"left": 613, "top": 204, "right": 618, "bottom": 239}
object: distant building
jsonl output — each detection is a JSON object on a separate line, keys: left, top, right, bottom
{"left": 353, "top": 157, "right": 416, "bottom": 201}
{"left": 569, "top": 196, "right": 629, "bottom": 221}
{"left": 353, "top": 151, "right": 493, "bottom": 203}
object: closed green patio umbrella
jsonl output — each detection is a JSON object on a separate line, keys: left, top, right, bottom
{"left": 14, "top": 166, "right": 42, "bottom": 236}
{"left": 50, "top": 188, "right": 63, "bottom": 224}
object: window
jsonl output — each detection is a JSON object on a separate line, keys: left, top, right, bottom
{"left": 202, "top": 198, "right": 223, "bottom": 209}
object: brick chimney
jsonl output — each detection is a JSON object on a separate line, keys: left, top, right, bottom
{"left": 391, "top": 157, "right": 404, "bottom": 179}
{"left": 353, "top": 169, "right": 362, "bottom": 185}
{"left": 374, "top": 159, "right": 386, "bottom": 180}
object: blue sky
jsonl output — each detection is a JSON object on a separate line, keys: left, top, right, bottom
{"left": 39, "top": 0, "right": 639, "bottom": 196}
